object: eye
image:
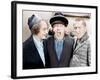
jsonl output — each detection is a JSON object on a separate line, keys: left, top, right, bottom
{"left": 74, "top": 27, "right": 77, "bottom": 29}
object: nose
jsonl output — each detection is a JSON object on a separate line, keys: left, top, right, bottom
{"left": 56, "top": 26, "right": 61, "bottom": 30}
{"left": 76, "top": 28, "right": 80, "bottom": 33}
{"left": 74, "top": 27, "right": 78, "bottom": 32}
{"left": 45, "top": 29, "right": 48, "bottom": 35}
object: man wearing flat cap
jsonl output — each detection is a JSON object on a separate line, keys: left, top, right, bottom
{"left": 46, "top": 12, "right": 74, "bottom": 68}
{"left": 23, "top": 14, "right": 50, "bottom": 69}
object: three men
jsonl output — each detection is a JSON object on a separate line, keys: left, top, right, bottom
{"left": 23, "top": 12, "right": 91, "bottom": 69}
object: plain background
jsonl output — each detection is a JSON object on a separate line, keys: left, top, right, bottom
{"left": 0, "top": 0, "right": 99, "bottom": 80}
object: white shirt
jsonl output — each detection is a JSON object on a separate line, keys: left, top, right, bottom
{"left": 33, "top": 35, "right": 45, "bottom": 66}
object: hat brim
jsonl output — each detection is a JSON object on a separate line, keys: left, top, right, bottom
{"left": 50, "top": 16, "right": 68, "bottom": 27}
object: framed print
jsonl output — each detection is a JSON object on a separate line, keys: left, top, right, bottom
{"left": 11, "top": 1, "right": 98, "bottom": 79}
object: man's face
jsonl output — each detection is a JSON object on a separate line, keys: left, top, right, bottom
{"left": 37, "top": 21, "right": 48, "bottom": 39}
{"left": 52, "top": 23, "right": 65, "bottom": 39}
{"left": 73, "top": 21, "right": 86, "bottom": 39}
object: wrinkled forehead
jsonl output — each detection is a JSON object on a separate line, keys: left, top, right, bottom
{"left": 40, "top": 20, "right": 46, "bottom": 24}
{"left": 73, "top": 20, "right": 86, "bottom": 28}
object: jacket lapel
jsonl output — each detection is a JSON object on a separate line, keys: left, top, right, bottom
{"left": 73, "top": 40, "right": 88, "bottom": 53}
{"left": 59, "top": 40, "right": 66, "bottom": 62}
{"left": 30, "top": 36, "right": 44, "bottom": 66}
{"left": 51, "top": 37, "right": 59, "bottom": 62}
{"left": 73, "top": 41, "right": 81, "bottom": 52}
{"left": 43, "top": 40, "right": 50, "bottom": 67}
{"left": 60, "top": 38, "right": 70, "bottom": 64}
{"left": 48, "top": 37, "right": 59, "bottom": 65}
{"left": 73, "top": 32, "right": 89, "bottom": 54}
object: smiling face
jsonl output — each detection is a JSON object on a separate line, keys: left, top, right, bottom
{"left": 73, "top": 19, "right": 87, "bottom": 39}
{"left": 52, "top": 23, "right": 65, "bottom": 40}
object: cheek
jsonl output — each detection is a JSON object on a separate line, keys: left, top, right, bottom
{"left": 52, "top": 28, "right": 57, "bottom": 32}
{"left": 74, "top": 30, "right": 80, "bottom": 36}
{"left": 41, "top": 31, "right": 45, "bottom": 35}
{"left": 76, "top": 29, "right": 80, "bottom": 33}
{"left": 79, "top": 28, "right": 84, "bottom": 34}
{"left": 38, "top": 30, "right": 44, "bottom": 36}
{"left": 74, "top": 32, "right": 78, "bottom": 36}
{"left": 74, "top": 30, "right": 78, "bottom": 33}
{"left": 62, "top": 28, "right": 65, "bottom": 31}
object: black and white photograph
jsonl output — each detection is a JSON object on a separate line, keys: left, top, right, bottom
{"left": 11, "top": 1, "right": 97, "bottom": 79}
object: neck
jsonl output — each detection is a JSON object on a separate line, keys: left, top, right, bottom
{"left": 54, "top": 34, "right": 64, "bottom": 40}
{"left": 33, "top": 35, "right": 43, "bottom": 42}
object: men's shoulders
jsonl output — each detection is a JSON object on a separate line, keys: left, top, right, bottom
{"left": 65, "top": 35, "right": 74, "bottom": 41}
{"left": 23, "top": 36, "right": 33, "bottom": 47}
{"left": 64, "top": 35, "right": 75, "bottom": 46}
{"left": 47, "top": 36, "right": 54, "bottom": 41}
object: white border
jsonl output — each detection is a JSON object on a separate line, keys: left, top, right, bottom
{"left": 17, "top": 3, "right": 96, "bottom": 77}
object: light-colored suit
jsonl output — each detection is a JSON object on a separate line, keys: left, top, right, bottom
{"left": 70, "top": 32, "right": 91, "bottom": 67}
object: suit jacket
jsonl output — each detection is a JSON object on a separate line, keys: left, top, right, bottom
{"left": 70, "top": 32, "right": 91, "bottom": 67}
{"left": 23, "top": 35, "right": 50, "bottom": 69}
{"left": 46, "top": 35, "right": 74, "bottom": 68}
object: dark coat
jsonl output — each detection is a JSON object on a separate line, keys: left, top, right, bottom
{"left": 46, "top": 35, "right": 74, "bottom": 68}
{"left": 23, "top": 36, "right": 50, "bottom": 69}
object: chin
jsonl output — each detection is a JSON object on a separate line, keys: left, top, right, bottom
{"left": 77, "top": 36, "right": 81, "bottom": 39}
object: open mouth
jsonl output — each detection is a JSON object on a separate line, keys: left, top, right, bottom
{"left": 57, "top": 32, "right": 62, "bottom": 35}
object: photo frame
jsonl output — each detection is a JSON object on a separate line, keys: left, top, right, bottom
{"left": 11, "top": 1, "right": 98, "bottom": 79}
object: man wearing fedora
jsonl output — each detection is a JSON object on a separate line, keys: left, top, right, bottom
{"left": 23, "top": 14, "right": 50, "bottom": 69}
{"left": 46, "top": 12, "right": 74, "bottom": 68}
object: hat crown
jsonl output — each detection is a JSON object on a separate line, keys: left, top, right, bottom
{"left": 50, "top": 12, "right": 68, "bottom": 27}
{"left": 28, "top": 14, "right": 41, "bottom": 30}
{"left": 54, "top": 12, "right": 64, "bottom": 16}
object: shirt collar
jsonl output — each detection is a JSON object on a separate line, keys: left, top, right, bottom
{"left": 33, "top": 35, "right": 43, "bottom": 48}
{"left": 33, "top": 35, "right": 43, "bottom": 42}
{"left": 54, "top": 37, "right": 65, "bottom": 41}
